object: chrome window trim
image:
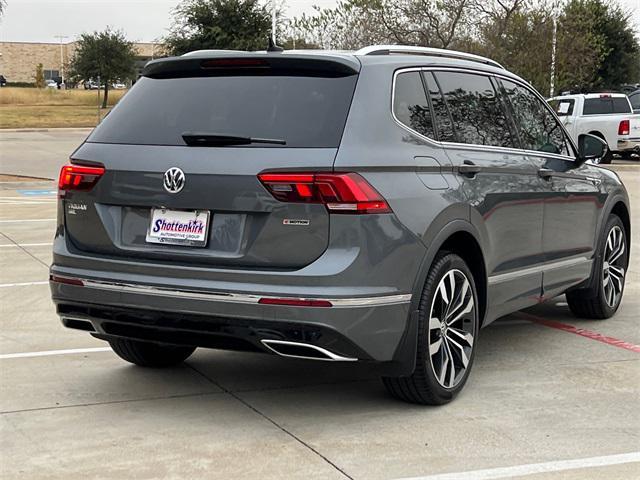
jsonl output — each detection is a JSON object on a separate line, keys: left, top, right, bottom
{"left": 54, "top": 276, "right": 412, "bottom": 308}
{"left": 488, "top": 256, "right": 591, "bottom": 285}
{"left": 390, "top": 66, "right": 579, "bottom": 162}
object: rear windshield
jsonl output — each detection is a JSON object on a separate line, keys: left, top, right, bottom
{"left": 583, "top": 96, "right": 632, "bottom": 115}
{"left": 549, "top": 99, "right": 575, "bottom": 116}
{"left": 88, "top": 74, "right": 358, "bottom": 147}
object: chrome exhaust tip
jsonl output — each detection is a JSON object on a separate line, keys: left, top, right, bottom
{"left": 260, "top": 339, "right": 357, "bottom": 362}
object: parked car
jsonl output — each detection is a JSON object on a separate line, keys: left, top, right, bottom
{"left": 83, "top": 80, "right": 101, "bottom": 90}
{"left": 0, "top": 75, "right": 7, "bottom": 87}
{"left": 51, "top": 46, "right": 630, "bottom": 405}
{"left": 45, "top": 79, "right": 58, "bottom": 89}
{"left": 629, "top": 89, "right": 640, "bottom": 115}
{"left": 549, "top": 93, "right": 640, "bottom": 161}
{"left": 112, "top": 82, "right": 127, "bottom": 89}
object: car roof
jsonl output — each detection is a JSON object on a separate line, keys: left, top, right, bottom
{"left": 148, "top": 46, "right": 522, "bottom": 83}
{"left": 552, "top": 93, "right": 629, "bottom": 100}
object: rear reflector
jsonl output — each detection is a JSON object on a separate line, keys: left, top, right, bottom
{"left": 50, "top": 275, "right": 84, "bottom": 286}
{"left": 58, "top": 165, "right": 105, "bottom": 191}
{"left": 258, "top": 297, "right": 333, "bottom": 307}
{"left": 258, "top": 172, "right": 391, "bottom": 214}
{"left": 619, "top": 120, "right": 630, "bottom": 136}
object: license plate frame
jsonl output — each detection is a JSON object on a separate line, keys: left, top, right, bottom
{"left": 145, "top": 208, "right": 210, "bottom": 247}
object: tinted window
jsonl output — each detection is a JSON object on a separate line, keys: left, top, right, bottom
{"left": 612, "top": 97, "right": 632, "bottom": 113}
{"left": 88, "top": 74, "right": 358, "bottom": 148}
{"left": 549, "top": 99, "right": 575, "bottom": 116}
{"left": 501, "top": 80, "right": 571, "bottom": 156}
{"left": 393, "top": 72, "right": 435, "bottom": 139}
{"left": 630, "top": 93, "right": 640, "bottom": 109}
{"left": 434, "top": 71, "right": 515, "bottom": 148}
{"left": 583, "top": 98, "right": 613, "bottom": 115}
{"left": 423, "top": 72, "right": 456, "bottom": 143}
{"left": 583, "top": 96, "right": 631, "bottom": 115}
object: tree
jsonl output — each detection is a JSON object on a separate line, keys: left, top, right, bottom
{"left": 0, "top": 0, "right": 6, "bottom": 17}
{"left": 68, "top": 28, "right": 136, "bottom": 108}
{"left": 164, "top": 0, "right": 271, "bottom": 55}
{"left": 565, "top": 0, "right": 640, "bottom": 89}
{"left": 34, "top": 63, "right": 45, "bottom": 88}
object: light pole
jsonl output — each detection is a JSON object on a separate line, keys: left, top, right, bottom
{"left": 54, "top": 35, "right": 68, "bottom": 86}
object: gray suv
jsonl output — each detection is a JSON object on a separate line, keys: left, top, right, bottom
{"left": 50, "top": 45, "right": 630, "bottom": 405}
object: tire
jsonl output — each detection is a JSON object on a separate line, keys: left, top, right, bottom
{"left": 109, "top": 338, "right": 196, "bottom": 367}
{"left": 566, "top": 214, "right": 628, "bottom": 319}
{"left": 382, "top": 253, "right": 479, "bottom": 405}
{"left": 600, "top": 148, "right": 613, "bottom": 164}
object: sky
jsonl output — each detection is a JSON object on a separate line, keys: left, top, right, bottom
{"left": 0, "top": 0, "right": 638, "bottom": 44}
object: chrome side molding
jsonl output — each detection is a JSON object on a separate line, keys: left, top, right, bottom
{"left": 260, "top": 339, "right": 358, "bottom": 362}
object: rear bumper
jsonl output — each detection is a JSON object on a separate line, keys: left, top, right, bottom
{"left": 50, "top": 272, "right": 415, "bottom": 369}
{"left": 616, "top": 138, "right": 640, "bottom": 152}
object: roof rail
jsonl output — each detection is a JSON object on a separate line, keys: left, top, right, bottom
{"left": 355, "top": 45, "right": 504, "bottom": 69}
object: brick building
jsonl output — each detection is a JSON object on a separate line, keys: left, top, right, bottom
{"left": 0, "top": 41, "right": 159, "bottom": 84}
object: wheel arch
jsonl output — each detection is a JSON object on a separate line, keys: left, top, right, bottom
{"left": 411, "top": 220, "right": 488, "bottom": 326}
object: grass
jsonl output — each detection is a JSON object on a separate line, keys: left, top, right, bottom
{"left": 0, "top": 105, "right": 112, "bottom": 128}
{"left": 0, "top": 87, "right": 124, "bottom": 128}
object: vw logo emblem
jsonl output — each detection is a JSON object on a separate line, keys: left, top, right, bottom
{"left": 163, "top": 167, "right": 185, "bottom": 194}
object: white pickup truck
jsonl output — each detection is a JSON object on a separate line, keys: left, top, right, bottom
{"left": 548, "top": 93, "right": 640, "bottom": 162}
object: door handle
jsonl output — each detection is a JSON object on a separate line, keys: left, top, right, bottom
{"left": 458, "top": 160, "right": 481, "bottom": 178}
{"left": 538, "top": 168, "right": 554, "bottom": 180}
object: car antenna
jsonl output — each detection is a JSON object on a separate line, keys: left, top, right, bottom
{"left": 267, "top": 36, "right": 283, "bottom": 53}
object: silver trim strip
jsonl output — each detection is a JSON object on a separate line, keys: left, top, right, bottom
{"left": 56, "top": 277, "right": 412, "bottom": 308}
{"left": 260, "top": 339, "right": 358, "bottom": 362}
{"left": 488, "top": 256, "right": 591, "bottom": 285}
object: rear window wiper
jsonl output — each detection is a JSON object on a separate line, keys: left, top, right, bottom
{"left": 181, "top": 132, "right": 286, "bottom": 146}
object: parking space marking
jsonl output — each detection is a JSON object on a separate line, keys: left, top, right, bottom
{"left": 0, "top": 219, "right": 56, "bottom": 223}
{"left": 397, "top": 452, "right": 640, "bottom": 480}
{"left": 519, "top": 312, "right": 640, "bottom": 353}
{"left": 0, "top": 281, "right": 48, "bottom": 288}
{"left": 0, "top": 243, "right": 53, "bottom": 248}
{"left": 0, "top": 347, "right": 111, "bottom": 360}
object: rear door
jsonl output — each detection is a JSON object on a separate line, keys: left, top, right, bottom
{"left": 499, "top": 79, "right": 600, "bottom": 298}
{"left": 65, "top": 55, "right": 359, "bottom": 269}
{"left": 428, "top": 70, "right": 546, "bottom": 318}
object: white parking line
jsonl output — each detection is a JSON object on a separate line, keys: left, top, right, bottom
{"left": 0, "top": 281, "right": 49, "bottom": 288}
{"left": 0, "top": 347, "right": 112, "bottom": 360}
{"left": 396, "top": 452, "right": 640, "bottom": 480}
{"left": 0, "top": 219, "right": 56, "bottom": 223}
{"left": 0, "top": 243, "right": 53, "bottom": 248}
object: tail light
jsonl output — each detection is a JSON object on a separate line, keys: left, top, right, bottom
{"left": 58, "top": 164, "right": 105, "bottom": 191}
{"left": 258, "top": 172, "right": 391, "bottom": 214}
{"left": 618, "top": 120, "right": 630, "bottom": 136}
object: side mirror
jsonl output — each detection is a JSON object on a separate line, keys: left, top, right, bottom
{"left": 577, "top": 133, "right": 607, "bottom": 165}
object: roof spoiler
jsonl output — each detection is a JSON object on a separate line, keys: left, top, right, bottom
{"left": 143, "top": 52, "right": 360, "bottom": 79}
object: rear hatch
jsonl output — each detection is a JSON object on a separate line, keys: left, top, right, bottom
{"left": 64, "top": 53, "right": 360, "bottom": 269}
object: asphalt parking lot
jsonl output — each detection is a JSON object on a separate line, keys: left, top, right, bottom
{"left": 1, "top": 145, "right": 639, "bottom": 478}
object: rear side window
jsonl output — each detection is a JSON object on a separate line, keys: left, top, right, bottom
{"left": 630, "top": 93, "right": 640, "bottom": 109}
{"left": 501, "top": 80, "right": 571, "bottom": 156}
{"left": 88, "top": 74, "right": 358, "bottom": 148}
{"left": 434, "top": 71, "right": 516, "bottom": 148}
{"left": 549, "top": 99, "right": 575, "bottom": 116}
{"left": 393, "top": 71, "right": 435, "bottom": 139}
{"left": 583, "top": 96, "right": 632, "bottom": 115}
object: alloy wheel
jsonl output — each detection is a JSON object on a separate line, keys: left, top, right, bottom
{"left": 428, "top": 269, "right": 476, "bottom": 389}
{"left": 602, "top": 225, "right": 625, "bottom": 308}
